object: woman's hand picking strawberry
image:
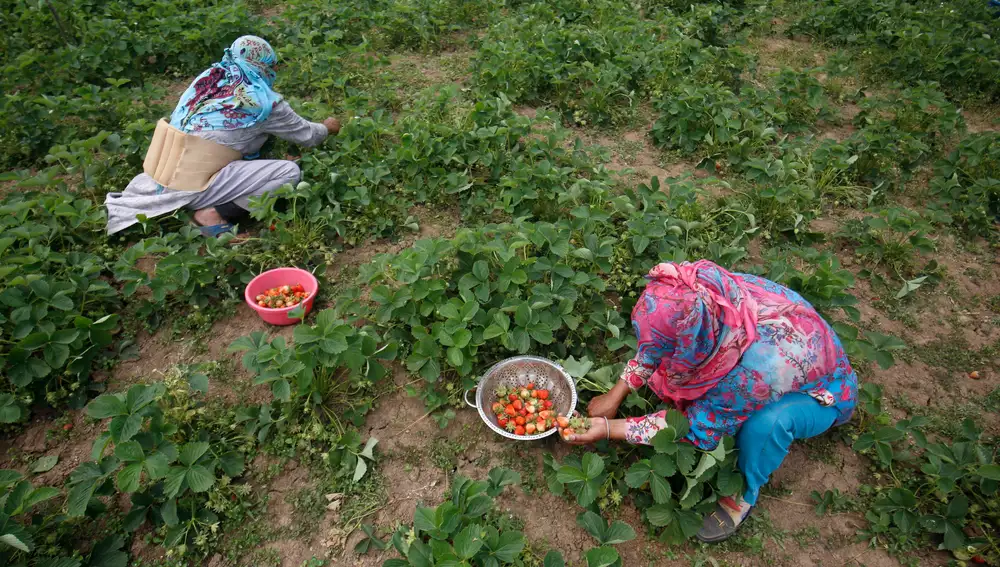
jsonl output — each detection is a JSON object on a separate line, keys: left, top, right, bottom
{"left": 587, "top": 380, "right": 629, "bottom": 418}
{"left": 562, "top": 418, "right": 607, "bottom": 445}
{"left": 560, "top": 413, "right": 626, "bottom": 445}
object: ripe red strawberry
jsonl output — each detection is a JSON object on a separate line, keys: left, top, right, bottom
{"left": 514, "top": 425, "right": 526, "bottom": 436}
{"left": 498, "top": 418, "right": 508, "bottom": 428}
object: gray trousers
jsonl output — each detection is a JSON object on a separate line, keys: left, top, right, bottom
{"left": 105, "top": 159, "right": 301, "bottom": 234}
{"left": 188, "top": 159, "right": 301, "bottom": 211}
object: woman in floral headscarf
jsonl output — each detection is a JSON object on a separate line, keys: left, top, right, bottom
{"left": 106, "top": 36, "right": 340, "bottom": 236}
{"left": 565, "top": 260, "right": 858, "bottom": 543}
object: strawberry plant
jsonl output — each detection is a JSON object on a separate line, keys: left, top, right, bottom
{"left": 1, "top": 470, "right": 60, "bottom": 556}
{"left": 229, "top": 309, "right": 397, "bottom": 428}
{"left": 846, "top": 83, "right": 964, "bottom": 188}
{"left": 383, "top": 468, "right": 527, "bottom": 566}
{"left": 547, "top": 410, "right": 742, "bottom": 544}
{"left": 0, "top": 191, "right": 122, "bottom": 420}
{"left": 757, "top": 247, "right": 860, "bottom": 321}
{"left": 771, "top": 68, "right": 836, "bottom": 130}
{"left": 471, "top": 0, "right": 750, "bottom": 126}
{"left": 930, "top": 132, "right": 1000, "bottom": 237}
{"left": 789, "top": 0, "right": 1000, "bottom": 101}
{"left": 836, "top": 207, "right": 941, "bottom": 281}
{"left": 112, "top": 227, "right": 253, "bottom": 329}
{"left": 68, "top": 374, "right": 255, "bottom": 555}
{"left": 1, "top": 468, "right": 129, "bottom": 567}
{"left": 651, "top": 82, "right": 776, "bottom": 159}
{"left": 845, "top": 386, "right": 1000, "bottom": 562}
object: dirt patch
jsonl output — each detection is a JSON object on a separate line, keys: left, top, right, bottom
{"left": 964, "top": 107, "right": 999, "bottom": 133}
{"left": 259, "top": 4, "right": 288, "bottom": 20}
{"left": 819, "top": 103, "right": 860, "bottom": 141}
{"left": 515, "top": 106, "right": 540, "bottom": 119}
{"left": 108, "top": 307, "right": 289, "bottom": 405}
{"left": 326, "top": 205, "right": 461, "bottom": 282}
{"left": 0, "top": 408, "right": 105, "bottom": 487}
{"left": 389, "top": 49, "right": 475, "bottom": 93}
{"left": 754, "top": 35, "right": 827, "bottom": 72}
{"left": 588, "top": 129, "right": 704, "bottom": 191}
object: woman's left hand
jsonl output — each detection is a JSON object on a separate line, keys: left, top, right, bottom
{"left": 562, "top": 418, "right": 608, "bottom": 445}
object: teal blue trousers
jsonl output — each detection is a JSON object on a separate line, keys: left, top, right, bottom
{"left": 736, "top": 392, "right": 839, "bottom": 505}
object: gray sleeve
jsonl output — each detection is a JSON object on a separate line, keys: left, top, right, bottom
{"left": 262, "top": 101, "right": 329, "bottom": 148}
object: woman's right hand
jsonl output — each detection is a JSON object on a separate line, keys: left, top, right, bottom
{"left": 323, "top": 117, "right": 341, "bottom": 135}
{"left": 587, "top": 380, "right": 630, "bottom": 418}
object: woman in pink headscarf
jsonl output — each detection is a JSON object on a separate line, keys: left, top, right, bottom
{"left": 565, "top": 260, "right": 858, "bottom": 542}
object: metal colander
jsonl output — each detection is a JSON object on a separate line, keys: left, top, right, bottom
{"left": 464, "top": 356, "right": 578, "bottom": 440}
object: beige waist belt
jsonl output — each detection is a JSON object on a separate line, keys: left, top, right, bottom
{"left": 143, "top": 119, "right": 242, "bottom": 192}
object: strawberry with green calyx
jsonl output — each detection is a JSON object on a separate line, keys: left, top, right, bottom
{"left": 569, "top": 414, "right": 591, "bottom": 431}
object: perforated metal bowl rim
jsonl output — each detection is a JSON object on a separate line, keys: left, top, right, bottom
{"left": 464, "top": 355, "right": 578, "bottom": 441}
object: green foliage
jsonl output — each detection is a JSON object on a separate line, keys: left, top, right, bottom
{"left": 789, "top": 0, "right": 1000, "bottom": 102}
{"left": 547, "top": 411, "right": 742, "bottom": 545}
{"left": 576, "top": 510, "right": 637, "bottom": 546}
{"left": 651, "top": 82, "right": 778, "bottom": 160}
{"left": 837, "top": 207, "right": 940, "bottom": 279}
{"left": 848, "top": 83, "right": 964, "bottom": 187}
{"left": 1, "top": 0, "right": 996, "bottom": 563}
{"left": 229, "top": 309, "right": 397, "bottom": 427}
{"left": 471, "top": 0, "right": 750, "bottom": 126}
{"left": 383, "top": 468, "right": 526, "bottom": 566}
{"left": 758, "top": 247, "right": 860, "bottom": 321}
{"left": 0, "top": 467, "right": 128, "bottom": 567}
{"left": 0, "top": 191, "right": 121, "bottom": 419}
{"left": 70, "top": 375, "right": 255, "bottom": 555}
{"left": 771, "top": 68, "right": 835, "bottom": 130}
{"left": 112, "top": 227, "right": 252, "bottom": 329}
{"left": 355, "top": 176, "right": 756, "bottom": 417}
{"left": 810, "top": 488, "right": 858, "bottom": 515}
{"left": 930, "top": 132, "right": 1000, "bottom": 237}
{"left": 850, "top": 387, "right": 1000, "bottom": 562}
{"left": 0, "top": 0, "right": 258, "bottom": 170}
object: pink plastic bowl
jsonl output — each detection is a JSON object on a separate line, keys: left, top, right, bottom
{"left": 245, "top": 267, "right": 319, "bottom": 326}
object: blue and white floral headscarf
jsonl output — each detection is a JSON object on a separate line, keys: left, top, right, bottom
{"left": 169, "top": 35, "right": 283, "bottom": 133}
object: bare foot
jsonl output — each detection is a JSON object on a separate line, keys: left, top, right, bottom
{"left": 193, "top": 208, "right": 226, "bottom": 226}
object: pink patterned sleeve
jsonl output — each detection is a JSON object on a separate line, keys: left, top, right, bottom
{"left": 620, "top": 358, "right": 654, "bottom": 389}
{"left": 625, "top": 410, "right": 667, "bottom": 444}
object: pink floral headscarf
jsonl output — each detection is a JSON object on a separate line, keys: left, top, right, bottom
{"left": 631, "top": 260, "right": 759, "bottom": 403}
